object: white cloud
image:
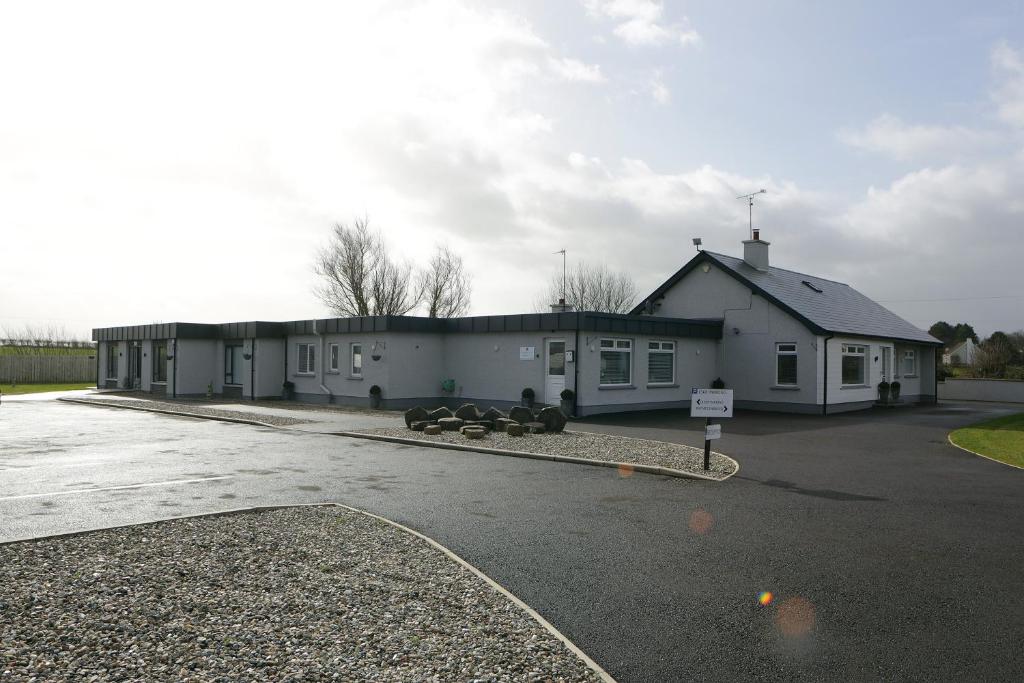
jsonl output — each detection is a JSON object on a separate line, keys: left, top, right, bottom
{"left": 649, "top": 71, "right": 671, "bottom": 104}
{"left": 548, "top": 57, "right": 606, "bottom": 83}
{"left": 838, "top": 113, "right": 994, "bottom": 161}
{"left": 584, "top": 0, "right": 700, "bottom": 47}
{"left": 992, "top": 41, "right": 1024, "bottom": 128}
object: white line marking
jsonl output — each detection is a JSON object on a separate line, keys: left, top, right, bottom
{"left": 0, "top": 476, "right": 233, "bottom": 502}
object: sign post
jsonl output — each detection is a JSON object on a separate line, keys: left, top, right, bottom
{"left": 691, "top": 388, "right": 733, "bottom": 470}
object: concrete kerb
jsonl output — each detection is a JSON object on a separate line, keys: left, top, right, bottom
{"left": 333, "top": 430, "right": 738, "bottom": 482}
{"left": 58, "top": 396, "right": 739, "bottom": 482}
{"left": 0, "top": 502, "right": 617, "bottom": 683}
{"left": 947, "top": 433, "right": 1024, "bottom": 471}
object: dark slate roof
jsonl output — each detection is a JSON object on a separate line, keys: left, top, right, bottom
{"left": 632, "top": 251, "right": 942, "bottom": 346}
{"left": 95, "top": 312, "right": 722, "bottom": 341}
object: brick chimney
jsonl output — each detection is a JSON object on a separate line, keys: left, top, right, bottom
{"left": 742, "top": 229, "right": 770, "bottom": 271}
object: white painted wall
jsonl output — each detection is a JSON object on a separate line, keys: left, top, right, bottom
{"left": 171, "top": 339, "right": 217, "bottom": 396}
{"left": 254, "top": 338, "right": 285, "bottom": 398}
{"left": 939, "top": 378, "right": 1024, "bottom": 403}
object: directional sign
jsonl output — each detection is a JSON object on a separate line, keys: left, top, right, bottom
{"left": 690, "top": 388, "right": 733, "bottom": 418}
{"left": 704, "top": 423, "right": 722, "bottom": 440}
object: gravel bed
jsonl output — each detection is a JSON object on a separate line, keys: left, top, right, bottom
{"left": 0, "top": 507, "right": 603, "bottom": 682}
{"left": 69, "top": 397, "right": 310, "bottom": 427}
{"left": 352, "top": 427, "right": 736, "bottom": 478}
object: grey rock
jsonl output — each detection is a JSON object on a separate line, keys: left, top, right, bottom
{"left": 423, "top": 424, "right": 442, "bottom": 435}
{"left": 505, "top": 423, "right": 525, "bottom": 437}
{"left": 508, "top": 406, "right": 534, "bottom": 425}
{"left": 523, "top": 421, "right": 546, "bottom": 434}
{"left": 494, "top": 418, "right": 516, "bottom": 432}
{"left": 481, "top": 407, "right": 506, "bottom": 423}
{"left": 536, "top": 406, "right": 568, "bottom": 434}
{"left": 410, "top": 421, "right": 429, "bottom": 432}
{"left": 462, "top": 427, "right": 486, "bottom": 440}
{"left": 404, "top": 406, "right": 429, "bottom": 429}
{"left": 427, "top": 407, "right": 454, "bottom": 422}
{"left": 438, "top": 417, "right": 465, "bottom": 431}
{"left": 453, "top": 403, "right": 482, "bottom": 421}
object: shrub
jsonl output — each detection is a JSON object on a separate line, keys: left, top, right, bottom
{"left": 711, "top": 377, "right": 725, "bottom": 389}
{"left": 369, "top": 385, "right": 382, "bottom": 396}
{"left": 521, "top": 387, "right": 535, "bottom": 399}
{"left": 560, "top": 388, "right": 575, "bottom": 401}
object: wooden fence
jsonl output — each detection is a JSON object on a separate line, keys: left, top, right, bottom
{"left": 0, "top": 355, "right": 96, "bottom": 384}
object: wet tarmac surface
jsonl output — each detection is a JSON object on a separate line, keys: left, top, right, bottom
{"left": 2, "top": 397, "right": 1022, "bottom": 682}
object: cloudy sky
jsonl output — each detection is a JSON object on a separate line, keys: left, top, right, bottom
{"left": 2, "top": 0, "right": 1023, "bottom": 339}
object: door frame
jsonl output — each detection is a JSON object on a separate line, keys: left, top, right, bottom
{"left": 544, "top": 338, "right": 567, "bottom": 405}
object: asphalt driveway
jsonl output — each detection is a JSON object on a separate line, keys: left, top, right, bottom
{"left": 2, "top": 397, "right": 1022, "bottom": 682}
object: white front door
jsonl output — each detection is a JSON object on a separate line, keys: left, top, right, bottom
{"left": 544, "top": 339, "right": 566, "bottom": 405}
{"left": 881, "top": 346, "right": 892, "bottom": 382}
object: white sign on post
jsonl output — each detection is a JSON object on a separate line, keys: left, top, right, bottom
{"left": 690, "top": 388, "right": 734, "bottom": 418}
{"left": 704, "top": 423, "right": 722, "bottom": 440}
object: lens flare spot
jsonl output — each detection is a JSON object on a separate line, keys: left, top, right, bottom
{"left": 688, "top": 508, "right": 714, "bottom": 534}
{"left": 775, "top": 596, "right": 815, "bottom": 637}
{"left": 617, "top": 463, "right": 634, "bottom": 478}
{"left": 758, "top": 591, "right": 773, "bottom": 606}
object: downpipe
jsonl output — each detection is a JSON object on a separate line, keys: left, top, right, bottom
{"left": 315, "top": 326, "right": 333, "bottom": 404}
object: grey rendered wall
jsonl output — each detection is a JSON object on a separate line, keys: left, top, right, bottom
{"left": 575, "top": 335, "right": 717, "bottom": 415}
{"left": 939, "top": 378, "right": 1024, "bottom": 403}
{"left": 255, "top": 338, "right": 285, "bottom": 399}
{"left": 140, "top": 340, "right": 153, "bottom": 391}
{"left": 382, "top": 333, "right": 445, "bottom": 403}
{"left": 440, "top": 331, "right": 574, "bottom": 409}
{"left": 171, "top": 339, "right": 218, "bottom": 396}
{"left": 646, "top": 265, "right": 820, "bottom": 410}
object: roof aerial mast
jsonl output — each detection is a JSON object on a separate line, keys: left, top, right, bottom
{"left": 737, "top": 189, "right": 767, "bottom": 239}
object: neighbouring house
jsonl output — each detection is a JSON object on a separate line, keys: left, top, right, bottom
{"left": 942, "top": 338, "right": 978, "bottom": 366}
{"left": 93, "top": 232, "right": 942, "bottom": 416}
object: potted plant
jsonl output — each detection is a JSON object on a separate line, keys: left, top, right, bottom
{"left": 711, "top": 377, "right": 726, "bottom": 389}
{"left": 559, "top": 388, "right": 574, "bottom": 416}
{"left": 890, "top": 380, "right": 901, "bottom": 402}
{"left": 282, "top": 380, "right": 295, "bottom": 400}
{"left": 369, "top": 384, "right": 382, "bottom": 409}
{"left": 877, "top": 380, "right": 890, "bottom": 404}
{"left": 521, "top": 387, "right": 535, "bottom": 408}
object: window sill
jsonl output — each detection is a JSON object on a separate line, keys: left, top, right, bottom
{"left": 840, "top": 384, "right": 869, "bottom": 390}
{"left": 224, "top": 383, "right": 242, "bottom": 387}
{"left": 598, "top": 384, "right": 636, "bottom": 391}
{"left": 347, "top": 375, "right": 363, "bottom": 381}
{"left": 646, "top": 383, "right": 678, "bottom": 389}
{"left": 293, "top": 373, "right": 315, "bottom": 377}
{"left": 151, "top": 381, "right": 166, "bottom": 385}
{"left": 326, "top": 370, "right": 340, "bottom": 375}
{"left": 770, "top": 385, "right": 800, "bottom": 391}
{"left": 902, "top": 374, "right": 919, "bottom": 379}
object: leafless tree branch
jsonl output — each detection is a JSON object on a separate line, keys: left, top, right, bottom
{"left": 536, "top": 262, "right": 638, "bottom": 313}
{"left": 417, "top": 245, "right": 471, "bottom": 318}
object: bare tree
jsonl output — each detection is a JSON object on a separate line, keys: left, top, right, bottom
{"left": 418, "top": 246, "right": 471, "bottom": 318}
{"left": 314, "top": 218, "right": 419, "bottom": 316}
{"left": 537, "top": 262, "right": 639, "bottom": 313}
{"left": 0, "top": 324, "right": 94, "bottom": 353}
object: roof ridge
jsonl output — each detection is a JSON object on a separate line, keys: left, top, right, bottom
{"left": 703, "top": 251, "right": 850, "bottom": 287}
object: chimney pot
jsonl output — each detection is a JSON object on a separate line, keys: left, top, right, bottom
{"left": 752, "top": 228, "right": 759, "bottom": 240}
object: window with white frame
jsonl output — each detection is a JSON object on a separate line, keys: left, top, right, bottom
{"left": 600, "top": 338, "right": 632, "bottom": 385}
{"left": 106, "top": 344, "right": 118, "bottom": 379}
{"left": 776, "top": 343, "right": 798, "bottom": 385}
{"left": 296, "top": 343, "right": 315, "bottom": 374}
{"left": 350, "top": 343, "right": 362, "bottom": 377}
{"left": 329, "top": 343, "right": 340, "bottom": 372}
{"left": 902, "top": 349, "right": 916, "bottom": 376}
{"left": 647, "top": 341, "right": 675, "bottom": 384}
{"left": 841, "top": 344, "right": 867, "bottom": 386}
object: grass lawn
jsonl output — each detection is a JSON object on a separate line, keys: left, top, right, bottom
{"left": 949, "top": 413, "right": 1024, "bottom": 468}
{"left": 1, "top": 383, "right": 95, "bottom": 395}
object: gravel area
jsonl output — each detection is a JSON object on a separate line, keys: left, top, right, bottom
{"left": 0, "top": 507, "right": 604, "bottom": 682}
{"left": 352, "top": 428, "right": 737, "bottom": 479}
{"left": 68, "top": 397, "right": 310, "bottom": 427}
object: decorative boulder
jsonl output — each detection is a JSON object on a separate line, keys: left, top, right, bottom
{"left": 454, "top": 403, "right": 482, "bottom": 421}
{"left": 405, "top": 406, "right": 429, "bottom": 429}
{"left": 427, "top": 407, "right": 454, "bottom": 422}
{"left": 410, "top": 421, "right": 430, "bottom": 432}
{"left": 523, "top": 421, "right": 546, "bottom": 434}
{"left": 505, "top": 423, "right": 525, "bottom": 437}
{"left": 508, "top": 406, "right": 534, "bottom": 425}
{"left": 462, "top": 427, "right": 486, "bottom": 440}
{"left": 494, "top": 418, "right": 517, "bottom": 433}
{"left": 536, "top": 406, "right": 568, "bottom": 434}
{"left": 464, "top": 419, "right": 493, "bottom": 431}
{"left": 423, "top": 424, "right": 442, "bottom": 435}
{"left": 481, "top": 407, "right": 506, "bottom": 423}
{"left": 438, "top": 417, "right": 465, "bottom": 431}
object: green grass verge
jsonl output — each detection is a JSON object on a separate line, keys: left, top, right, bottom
{"left": 1, "top": 383, "right": 96, "bottom": 395}
{"left": 949, "top": 413, "right": 1024, "bottom": 468}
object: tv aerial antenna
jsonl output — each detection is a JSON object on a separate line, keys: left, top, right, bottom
{"left": 737, "top": 189, "right": 767, "bottom": 239}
